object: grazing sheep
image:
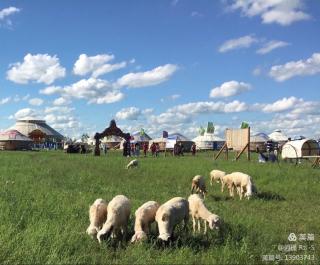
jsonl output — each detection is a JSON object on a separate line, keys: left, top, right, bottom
{"left": 188, "top": 194, "right": 220, "bottom": 234}
{"left": 126, "top": 159, "right": 138, "bottom": 169}
{"left": 210, "top": 170, "right": 226, "bottom": 186}
{"left": 155, "top": 197, "right": 189, "bottom": 241}
{"left": 86, "top": 198, "right": 108, "bottom": 238}
{"left": 229, "top": 172, "right": 256, "bottom": 200}
{"left": 131, "top": 201, "right": 160, "bottom": 243}
{"left": 97, "top": 195, "right": 131, "bottom": 242}
{"left": 191, "top": 175, "right": 207, "bottom": 198}
{"left": 221, "top": 173, "right": 235, "bottom": 196}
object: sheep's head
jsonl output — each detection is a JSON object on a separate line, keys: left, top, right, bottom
{"left": 208, "top": 215, "right": 220, "bottom": 230}
{"left": 86, "top": 225, "right": 98, "bottom": 237}
{"left": 131, "top": 231, "right": 147, "bottom": 243}
{"left": 97, "top": 224, "right": 114, "bottom": 243}
{"left": 158, "top": 232, "right": 171, "bottom": 241}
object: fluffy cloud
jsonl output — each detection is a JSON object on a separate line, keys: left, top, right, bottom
{"left": 229, "top": 0, "right": 311, "bottom": 26}
{"left": 115, "top": 107, "right": 141, "bottom": 120}
{"left": 116, "top": 64, "right": 178, "bottom": 88}
{"left": 0, "top": 97, "right": 11, "bottom": 105}
{"left": 53, "top": 97, "right": 71, "bottom": 106}
{"left": 39, "top": 86, "right": 64, "bottom": 95}
{"left": 12, "top": 108, "right": 39, "bottom": 120}
{"left": 73, "top": 54, "right": 126, "bottom": 78}
{"left": 44, "top": 106, "right": 74, "bottom": 114}
{"left": 7, "top": 54, "right": 66, "bottom": 85}
{"left": 218, "top": 35, "right": 258, "bottom": 53}
{"left": 256, "top": 40, "right": 289, "bottom": 54}
{"left": 28, "top": 98, "right": 44, "bottom": 106}
{"left": 210, "top": 81, "right": 251, "bottom": 98}
{"left": 0, "top": 6, "right": 20, "bottom": 25}
{"left": 269, "top": 53, "right": 320, "bottom": 81}
{"left": 261, "top": 96, "right": 303, "bottom": 112}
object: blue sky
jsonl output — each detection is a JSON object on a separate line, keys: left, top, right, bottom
{"left": 1, "top": 0, "right": 320, "bottom": 139}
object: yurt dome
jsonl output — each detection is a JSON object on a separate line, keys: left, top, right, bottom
{"left": 0, "top": 130, "right": 32, "bottom": 150}
{"left": 131, "top": 131, "right": 152, "bottom": 142}
{"left": 281, "top": 139, "right": 319, "bottom": 159}
{"left": 250, "top": 133, "right": 270, "bottom": 143}
{"left": 192, "top": 133, "right": 225, "bottom": 150}
{"left": 268, "top": 129, "right": 288, "bottom": 142}
{"left": 10, "top": 120, "right": 64, "bottom": 143}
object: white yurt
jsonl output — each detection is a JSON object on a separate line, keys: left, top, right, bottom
{"left": 192, "top": 133, "right": 225, "bottom": 150}
{"left": 103, "top": 135, "right": 123, "bottom": 149}
{"left": 268, "top": 130, "right": 288, "bottom": 144}
{"left": 281, "top": 139, "right": 319, "bottom": 159}
{"left": 250, "top": 132, "right": 270, "bottom": 152}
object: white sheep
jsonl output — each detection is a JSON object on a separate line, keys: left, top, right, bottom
{"left": 210, "top": 170, "right": 226, "bottom": 187}
{"left": 86, "top": 198, "right": 108, "bottom": 238}
{"left": 126, "top": 159, "right": 138, "bottom": 169}
{"left": 191, "top": 175, "right": 207, "bottom": 198}
{"left": 188, "top": 194, "right": 220, "bottom": 234}
{"left": 155, "top": 197, "right": 189, "bottom": 241}
{"left": 221, "top": 173, "right": 235, "bottom": 196}
{"left": 229, "top": 172, "right": 256, "bottom": 200}
{"left": 97, "top": 195, "right": 131, "bottom": 242}
{"left": 131, "top": 201, "right": 160, "bottom": 243}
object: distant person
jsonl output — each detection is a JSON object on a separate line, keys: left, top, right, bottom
{"left": 103, "top": 143, "right": 107, "bottom": 155}
{"left": 191, "top": 143, "right": 196, "bottom": 156}
{"left": 180, "top": 142, "right": 184, "bottom": 156}
{"left": 143, "top": 142, "right": 148, "bottom": 157}
{"left": 150, "top": 142, "right": 157, "bottom": 157}
{"left": 155, "top": 143, "right": 160, "bottom": 157}
{"left": 123, "top": 141, "right": 128, "bottom": 157}
{"left": 135, "top": 142, "right": 140, "bottom": 157}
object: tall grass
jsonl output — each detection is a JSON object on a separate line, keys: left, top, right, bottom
{"left": 0, "top": 150, "right": 319, "bottom": 264}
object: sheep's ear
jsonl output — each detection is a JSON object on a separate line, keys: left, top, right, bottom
{"left": 162, "top": 213, "right": 169, "bottom": 222}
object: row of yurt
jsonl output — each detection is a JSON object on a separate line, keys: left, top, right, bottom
{"left": 250, "top": 132, "right": 270, "bottom": 152}
{"left": 119, "top": 131, "right": 152, "bottom": 149}
{"left": 148, "top": 133, "right": 194, "bottom": 152}
{"left": 0, "top": 130, "right": 32, "bottom": 150}
{"left": 268, "top": 129, "right": 288, "bottom": 145}
{"left": 192, "top": 133, "right": 224, "bottom": 150}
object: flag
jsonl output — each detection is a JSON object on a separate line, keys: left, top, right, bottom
{"left": 241, "top": 122, "right": 249, "bottom": 129}
{"left": 198, "top": 126, "right": 205, "bottom": 136}
{"left": 207, "top": 122, "right": 214, "bottom": 134}
{"left": 163, "top": 131, "right": 168, "bottom": 138}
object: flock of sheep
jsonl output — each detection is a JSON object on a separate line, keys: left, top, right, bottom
{"left": 86, "top": 161, "right": 258, "bottom": 244}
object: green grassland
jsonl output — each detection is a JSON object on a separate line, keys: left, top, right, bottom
{"left": 0, "top": 150, "right": 319, "bottom": 265}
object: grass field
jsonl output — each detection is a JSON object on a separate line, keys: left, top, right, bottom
{"left": 0, "top": 150, "right": 319, "bottom": 265}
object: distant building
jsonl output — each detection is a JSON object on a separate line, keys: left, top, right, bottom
{"left": 0, "top": 130, "right": 32, "bottom": 150}
{"left": 9, "top": 119, "right": 64, "bottom": 147}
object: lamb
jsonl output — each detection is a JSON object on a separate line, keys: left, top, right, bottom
{"left": 229, "top": 172, "right": 256, "bottom": 200}
{"left": 97, "top": 195, "right": 131, "bottom": 242}
{"left": 131, "top": 201, "right": 160, "bottom": 243}
{"left": 188, "top": 194, "right": 220, "bottom": 234}
{"left": 191, "top": 175, "right": 207, "bottom": 198}
{"left": 126, "top": 159, "right": 138, "bottom": 169}
{"left": 155, "top": 197, "right": 189, "bottom": 241}
{"left": 86, "top": 198, "right": 108, "bottom": 238}
{"left": 210, "top": 170, "right": 226, "bottom": 187}
{"left": 221, "top": 173, "right": 235, "bottom": 196}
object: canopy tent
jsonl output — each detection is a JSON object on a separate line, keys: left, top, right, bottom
{"left": 131, "top": 131, "right": 152, "bottom": 143}
{"left": 281, "top": 139, "right": 319, "bottom": 159}
{"left": 0, "top": 130, "right": 32, "bottom": 150}
{"left": 10, "top": 120, "right": 64, "bottom": 145}
{"left": 102, "top": 135, "right": 123, "bottom": 149}
{"left": 192, "top": 133, "right": 225, "bottom": 150}
{"left": 268, "top": 130, "right": 288, "bottom": 143}
{"left": 149, "top": 137, "right": 167, "bottom": 151}
{"left": 250, "top": 132, "right": 270, "bottom": 152}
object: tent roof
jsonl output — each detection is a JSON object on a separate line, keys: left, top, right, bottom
{"left": 102, "top": 135, "right": 123, "bottom": 143}
{"left": 250, "top": 132, "right": 270, "bottom": 143}
{"left": 268, "top": 130, "right": 288, "bottom": 142}
{"left": 168, "top": 133, "right": 191, "bottom": 141}
{"left": 281, "top": 139, "right": 319, "bottom": 158}
{"left": 131, "top": 131, "right": 152, "bottom": 141}
{"left": 193, "top": 133, "right": 224, "bottom": 142}
{"left": 10, "top": 120, "right": 64, "bottom": 139}
{"left": 0, "top": 130, "right": 32, "bottom": 142}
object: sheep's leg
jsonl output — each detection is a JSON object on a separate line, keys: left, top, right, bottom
{"left": 192, "top": 216, "right": 196, "bottom": 233}
{"left": 197, "top": 219, "right": 201, "bottom": 233}
{"left": 204, "top": 220, "right": 207, "bottom": 234}
{"left": 221, "top": 182, "right": 224, "bottom": 192}
{"left": 210, "top": 178, "right": 213, "bottom": 186}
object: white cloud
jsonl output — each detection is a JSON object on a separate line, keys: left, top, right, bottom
{"left": 210, "top": 81, "right": 251, "bottom": 98}
{"left": 171, "top": 0, "right": 179, "bottom": 6}
{"left": 269, "top": 53, "right": 320, "bottom": 81}
{"left": 0, "top": 6, "right": 20, "bottom": 26}
{"left": 53, "top": 97, "right": 71, "bottom": 106}
{"left": 7, "top": 54, "right": 66, "bottom": 85}
{"left": 73, "top": 54, "right": 126, "bottom": 78}
{"left": 261, "top": 96, "right": 303, "bottom": 113}
{"left": 39, "top": 86, "right": 63, "bottom": 95}
{"left": 29, "top": 98, "right": 44, "bottom": 106}
{"left": 13, "top": 108, "right": 39, "bottom": 120}
{"left": 88, "top": 90, "right": 125, "bottom": 104}
{"left": 252, "top": 67, "right": 262, "bottom": 76}
{"left": 218, "top": 35, "right": 258, "bottom": 53}
{"left": 44, "top": 106, "right": 74, "bottom": 114}
{"left": 229, "top": 0, "right": 311, "bottom": 26}
{"left": 0, "top": 97, "right": 11, "bottom": 105}
{"left": 191, "top": 11, "right": 204, "bottom": 18}
{"left": 115, "top": 107, "right": 141, "bottom": 120}
{"left": 116, "top": 64, "right": 178, "bottom": 88}
{"left": 256, "top": 40, "right": 289, "bottom": 54}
